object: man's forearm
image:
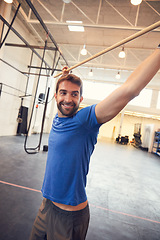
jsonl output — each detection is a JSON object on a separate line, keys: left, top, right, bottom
{"left": 95, "top": 45, "right": 160, "bottom": 124}
{"left": 125, "top": 46, "right": 160, "bottom": 97}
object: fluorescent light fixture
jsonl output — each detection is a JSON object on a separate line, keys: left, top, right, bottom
{"left": 68, "top": 25, "right": 84, "bottom": 32}
{"left": 4, "top": 0, "right": 13, "bottom": 3}
{"left": 66, "top": 21, "right": 84, "bottom": 32}
{"left": 131, "top": 0, "right": 142, "bottom": 5}
{"left": 63, "top": 0, "right": 71, "bottom": 3}
{"left": 119, "top": 46, "right": 125, "bottom": 58}
{"left": 80, "top": 45, "right": 87, "bottom": 55}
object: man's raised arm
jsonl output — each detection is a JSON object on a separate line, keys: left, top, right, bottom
{"left": 95, "top": 46, "right": 160, "bottom": 124}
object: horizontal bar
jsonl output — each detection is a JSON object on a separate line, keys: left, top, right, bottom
{"left": 19, "top": 94, "right": 32, "bottom": 98}
{"left": 1, "top": 82, "right": 26, "bottom": 94}
{"left": 0, "top": 58, "right": 27, "bottom": 76}
{"left": 22, "top": 72, "right": 50, "bottom": 77}
{"left": 5, "top": 43, "right": 56, "bottom": 50}
{"left": 28, "top": 65, "right": 62, "bottom": 71}
{"left": 1, "top": 90, "right": 20, "bottom": 98}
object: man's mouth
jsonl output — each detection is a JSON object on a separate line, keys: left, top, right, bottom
{"left": 57, "top": 101, "right": 78, "bottom": 117}
{"left": 61, "top": 102, "right": 74, "bottom": 109}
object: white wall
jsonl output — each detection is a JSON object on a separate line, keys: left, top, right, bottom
{"left": 98, "top": 113, "right": 160, "bottom": 143}
{"left": 0, "top": 6, "right": 56, "bottom": 136}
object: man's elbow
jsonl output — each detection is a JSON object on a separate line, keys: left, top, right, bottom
{"left": 130, "top": 90, "right": 140, "bottom": 101}
{"left": 125, "top": 84, "right": 141, "bottom": 102}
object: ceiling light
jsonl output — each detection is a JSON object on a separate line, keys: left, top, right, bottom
{"left": 4, "top": 0, "right": 13, "bottom": 3}
{"left": 63, "top": 0, "right": 71, "bottom": 3}
{"left": 66, "top": 21, "right": 83, "bottom": 24}
{"left": 88, "top": 69, "right": 93, "bottom": 77}
{"left": 118, "top": 46, "right": 125, "bottom": 58}
{"left": 116, "top": 71, "right": 120, "bottom": 79}
{"left": 68, "top": 25, "right": 84, "bottom": 32}
{"left": 80, "top": 45, "right": 87, "bottom": 55}
{"left": 130, "top": 0, "right": 142, "bottom": 6}
{"left": 66, "top": 21, "right": 84, "bottom": 32}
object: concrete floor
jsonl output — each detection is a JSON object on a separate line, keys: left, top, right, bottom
{"left": 0, "top": 134, "right": 160, "bottom": 240}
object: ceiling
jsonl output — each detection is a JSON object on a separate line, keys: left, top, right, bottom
{"left": 12, "top": 0, "right": 160, "bottom": 90}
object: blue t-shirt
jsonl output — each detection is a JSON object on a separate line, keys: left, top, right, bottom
{"left": 41, "top": 104, "right": 101, "bottom": 206}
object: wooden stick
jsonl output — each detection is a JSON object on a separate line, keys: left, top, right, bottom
{"left": 54, "top": 20, "right": 160, "bottom": 78}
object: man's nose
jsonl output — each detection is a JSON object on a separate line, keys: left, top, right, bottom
{"left": 64, "top": 93, "right": 72, "bottom": 102}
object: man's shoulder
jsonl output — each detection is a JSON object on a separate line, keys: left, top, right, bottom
{"left": 77, "top": 104, "right": 96, "bottom": 115}
{"left": 75, "top": 104, "right": 97, "bottom": 125}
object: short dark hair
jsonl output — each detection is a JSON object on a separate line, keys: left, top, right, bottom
{"left": 56, "top": 74, "right": 83, "bottom": 96}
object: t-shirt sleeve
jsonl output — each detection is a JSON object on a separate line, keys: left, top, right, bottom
{"left": 76, "top": 104, "right": 102, "bottom": 130}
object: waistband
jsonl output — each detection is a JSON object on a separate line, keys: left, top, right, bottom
{"left": 46, "top": 198, "right": 89, "bottom": 216}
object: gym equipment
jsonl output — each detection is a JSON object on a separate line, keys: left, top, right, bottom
{"left": 38, "top": 93, "right": 45, "bottom": 103}
{"left": 43, "top": 145, "right": 48, "bottom": 152}
{"left": 116, "top": 135, "right": 129, "bottom": 145}
{"left": 132, "top": 123, "right": 142, "bottom": 148}
{"left": 152, "top": 131, "right": 160, "bottom": 156}
{"left": 17, "top": 106, "right": 28, "bottom": 135}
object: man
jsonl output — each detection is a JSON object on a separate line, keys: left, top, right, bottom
{"left": 30, "top": 45, "right": 160, "bottom": 240}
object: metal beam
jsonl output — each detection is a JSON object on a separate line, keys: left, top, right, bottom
{"left": 59, "top": 43, "right": 155, "bottom": 50}
{"left": 28, "top": 65, "right": 62, "bottom": 71}
{"left": 22, "top": 72, "right": 50, "bottom": 77}
{"left": 135, "top": 4, "right": 140, "bottom": 27}
{"left": 36, "top": 0, "right": 59, "bottom": 22}
{"left": 144, "top": 0, "right": 160, "bottom": 17}
{"left": 1, "top": 83, "right": 28, "bottom": 94}
{"left": 25, "top": 0, "right": 69, "bottom": 66}
{"left": 0, "top": 15, "right": 51, "bottom": 68}
{"left": 60, "top": 2, "right": 65, "bottom": 22}
{"left": 96, "top": 0, "right": 102, "bottom": 24}
{"left": 27, "top": 20, "right": 160, "bottom": 32}
{"left": 71, "top": 1, "right": 95, "bottom": 24}
{"left": 0, "top": 58, "right": 27, "bottom": 76}
{"left": 0, "top": 22, "right": 5, "bottom": 43}
{"left": 0, "top": 3, "right": 21, "bottom": 48}
{"left": 5, "top": 43, "right": 57, "bottom": 50}
{"left": 0, "top": 83, "right": 2, "bottom": 97}
{"left": 104, "top": 0, "right": 133, "bottom": 26}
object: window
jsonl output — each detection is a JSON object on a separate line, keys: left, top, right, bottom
{"left": 83, "top": 81, "right": 118, "bottom": 101}
{"left": 156, "top": 91, "right": 160, "bottom": 109}
{"left": 128, "top": 89, "right": 152, "bottom": 107}
{"left": 83, "top": 81, "right": 152, "bottom": 108}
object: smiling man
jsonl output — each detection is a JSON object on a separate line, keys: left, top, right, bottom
{"left": 29, "top": 45, "right": 160, "bottom": 240}
{"left": 54, "top": 74, "right": 83, "bottom": 117}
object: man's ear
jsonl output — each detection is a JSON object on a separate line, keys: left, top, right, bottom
{"left": 80, "top": 96, "right": 83, "bottom": 103}
{"left": 54, "top": 93, "right": 57, "bottom": 101}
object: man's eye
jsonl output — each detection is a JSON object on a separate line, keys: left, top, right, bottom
{"left": 72, "top": 93, "right": 78, "bottom": 97}
{"left": 60, "top": 92, "right": 66, "bottom": 95}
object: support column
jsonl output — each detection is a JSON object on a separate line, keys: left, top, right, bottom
{"left": 45, "top": 75, "right": 57, "bottom": 133}
{"left": 0, "top": 1, "right": 12, "bottom": 98}
{"left": 150, "top": 89, "right": 159, "bottom": 109}
{"left": 0, "top": 1, "right": 12, "bottom": 47}
{"left": 118, "top": 109, "right": 125, "bottom": 136}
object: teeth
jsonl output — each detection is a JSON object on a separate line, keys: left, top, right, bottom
{"left": 63, "top": 105, "right": 72, "bottom": 107}
{"left": 63, "top": 104, "right": 72, "bottom": 107}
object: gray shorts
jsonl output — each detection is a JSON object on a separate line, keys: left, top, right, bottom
{"left": 29, "top": 198, "right": 90, "bottom": 240}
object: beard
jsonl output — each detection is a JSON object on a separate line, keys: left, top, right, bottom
{"left": 57, "top": 101, "right": 79, "bottom": 117}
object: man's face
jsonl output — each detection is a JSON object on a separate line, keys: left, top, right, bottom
{"left": 54, "top": 81, "right": 83, "bottom": 117}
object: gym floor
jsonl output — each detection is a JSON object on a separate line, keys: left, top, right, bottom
{"left": 0, "top": 134, "right": 160, "bottom": 240}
